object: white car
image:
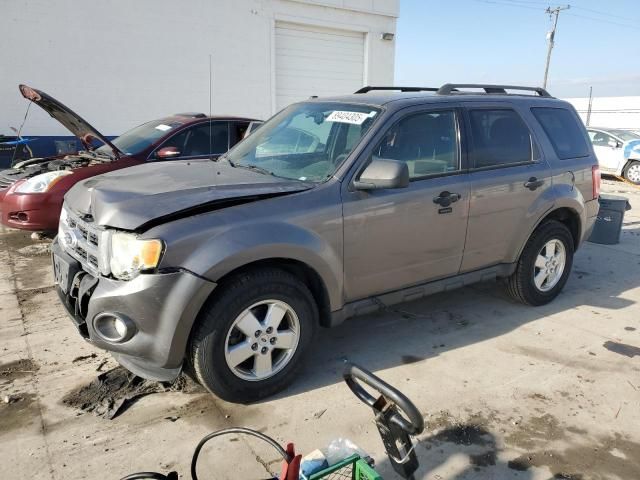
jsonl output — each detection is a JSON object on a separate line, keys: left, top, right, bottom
{"left": 587, "top": 127, "right": 640, "bottom": 184}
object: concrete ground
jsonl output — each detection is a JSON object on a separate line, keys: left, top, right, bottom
{"left": 1, "top": 178, "right": 639, "bottom": 480}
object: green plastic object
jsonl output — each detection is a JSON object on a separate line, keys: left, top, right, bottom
{"left": 308, "top": 454, "right": 383, "bottom": 480}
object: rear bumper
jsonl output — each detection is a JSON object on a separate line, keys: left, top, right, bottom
{"left": 581, "top": 198, "right": 600, "bottom": 246}
{"left": 52, "top": 239, "right": 217, "bottom": 381}
{"left": 1, "top": 190, "right": 61, "bottom": 232}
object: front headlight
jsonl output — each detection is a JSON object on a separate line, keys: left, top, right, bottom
{"left": 16, "top": 170, "right": 72, "bottom": 193}
{"left": 109, "top": 232, "right": 164, "bottom": 280}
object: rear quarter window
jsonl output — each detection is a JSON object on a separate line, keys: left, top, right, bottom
{"left": 531, "top": 107, "right": 590, "bottom": 159}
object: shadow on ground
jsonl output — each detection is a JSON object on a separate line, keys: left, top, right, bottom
{"left": 277, "top": 227, "right": 640, "bottom": 400}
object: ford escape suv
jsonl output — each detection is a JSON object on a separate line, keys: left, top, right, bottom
{"left": 52, "top": 84, "right": 600, "bottom": 402}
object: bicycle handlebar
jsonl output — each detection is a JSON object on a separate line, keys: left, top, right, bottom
{"left": 343, "top": 363, "right": 424, "bottom": 435}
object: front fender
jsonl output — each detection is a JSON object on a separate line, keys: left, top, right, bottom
{"left": 181, "top": 221, "right": 343, "bottom": 311}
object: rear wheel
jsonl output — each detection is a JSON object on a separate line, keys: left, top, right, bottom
{"left": 623, "top": 161, "right": 640, "bottom": 185}
{"left": 506, "top": 220, "right": 574, "bottom": 306}
{"left": 188, "top": 268, "right": 318, "bottom": 403}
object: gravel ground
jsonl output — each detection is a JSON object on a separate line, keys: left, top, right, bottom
{"left": 1, "top": 178, "right": 639, "bottom": 480}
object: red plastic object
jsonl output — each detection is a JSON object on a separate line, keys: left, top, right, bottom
{"left": 279, "top": 443, "right": 301, "bottom": 480}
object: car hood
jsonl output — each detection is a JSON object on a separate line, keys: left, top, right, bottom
{"left": 65, "top": 160, "right": 312, "bottom": 231}
{"left": 19, "top": 84, "right": 122, "bottom": 158}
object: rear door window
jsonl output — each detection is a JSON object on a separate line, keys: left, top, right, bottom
{"left": 468, "top": 109, "right": 532, "bottom": 168}
{"left": 531, "top": 107, "right": 590, "bottom": 159}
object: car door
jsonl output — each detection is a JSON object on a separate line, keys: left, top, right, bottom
{"left": 588, "top": 129, "right": 623, "bottom": 173}
{"left": 152, "top": 121, "right": 230, "bottom": 160}
{"left": 460, "top": 103, "right": 553, "bottom": 272}
{"left": 342, "top": 106, "right": 471, "bottom": 301}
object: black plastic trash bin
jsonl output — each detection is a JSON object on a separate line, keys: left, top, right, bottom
{"left": 588, "top": 194, "right": 632, "bottom": 245}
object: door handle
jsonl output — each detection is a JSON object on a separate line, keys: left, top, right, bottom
{"left": 524, "top": 177, "right": 544, "bottom": 191}
{"left": 433, "top": 191, "right": 461, "bottom": 207}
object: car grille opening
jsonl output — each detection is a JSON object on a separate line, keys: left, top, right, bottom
{"left": 60, "top": 207, "right": 107, "bottom": 276}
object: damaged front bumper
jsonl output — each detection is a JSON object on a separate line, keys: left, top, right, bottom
{"left": 51, "top": 239, "right": 217, "bottom": 381}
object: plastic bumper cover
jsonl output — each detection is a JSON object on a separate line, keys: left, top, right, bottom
{"left": 52, "top": 239, "right": 217, "bottom": 381}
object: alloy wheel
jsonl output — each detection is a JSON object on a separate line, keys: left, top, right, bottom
{"left": 533, "top": 239, "right": 566, "bottom": 292}
{"left": 224, "top": 300, "right": 300, "bottom": 381}
{"left": 626, "top": 163, "right": 640, "bottom": 184}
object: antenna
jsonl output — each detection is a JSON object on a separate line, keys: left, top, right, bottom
{"left": 209, "top": 53, "right": 213, "bottom": 158}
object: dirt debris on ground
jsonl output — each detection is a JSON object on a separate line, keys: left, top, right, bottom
{"left": 71, "top": 353, "right": 98, "bottom": 363}
{"left": 0, "top": 393, "right": 39, "bottom": 433}
{"left": 62, "top": 367, "right": 202, "bottom": 419}
{"left": 0, "top": 358, "right": 40, "bottom": 382}
{"left": 17, "top": 243, "right": 51, "bottom": 256}
{"left": 422, "top": 407, "right": 640, "bottom": 478}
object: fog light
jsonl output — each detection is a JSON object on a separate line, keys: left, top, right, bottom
{"left": 9, "top": 211, "right": 29, "bottom": 222}
{"left": 93, "top": 312, "right": 136, "bottom": 343}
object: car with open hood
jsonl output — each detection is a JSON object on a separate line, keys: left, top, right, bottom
{"left": 0, "top": 84, "right": 258, "bottom": 231}
{"left": 587, "top": 127, "right": 640, "bottom": 184}
{"left": 52, "top": 84, "right": 600, "bottom": 403}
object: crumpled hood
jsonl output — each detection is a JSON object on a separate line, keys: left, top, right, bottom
{"left": 65, "top": 160, "right": 311, "bottom": 231}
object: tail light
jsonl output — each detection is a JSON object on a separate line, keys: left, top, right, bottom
{"left": 592, "top": 165, "right": 601, "bottom": 199}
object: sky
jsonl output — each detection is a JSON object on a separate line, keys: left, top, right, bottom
{"left": 394, "top": 0, "right": 640, "bottom": 98}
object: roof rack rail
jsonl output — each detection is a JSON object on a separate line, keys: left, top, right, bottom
{"left": 355, "top": 86, "right": 439, "bottom": 94}
{"left": 437, "top": 84, "right": 552, "bottom": 97}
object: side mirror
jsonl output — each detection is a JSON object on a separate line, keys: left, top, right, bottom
{"left": 156, "top": 146, "right": 181, "bottom": 159}
{"left": 608, "top": 139, "right": 622, "bottom": 149}
{"left": 353, "top": 159, "right": 410, "bottom": 191}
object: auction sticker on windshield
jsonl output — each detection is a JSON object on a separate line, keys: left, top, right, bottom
{"left": 326, "top": 110, "right": 377, "bottom": 125}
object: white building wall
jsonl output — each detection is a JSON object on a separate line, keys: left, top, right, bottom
{"left": 564, "top": 96, "right": 640, "bottom": 130}
{"left": 1, "top": 0, "right": 397, "bottom": 137}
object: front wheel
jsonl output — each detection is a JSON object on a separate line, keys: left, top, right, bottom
{"left": 623, "top": 160, "right": 640, "bottom": 185}
{"left": 188, "top": 268, "right": 318, "bottom": 403}
{"left": 506, "top": 220, "right": 574, "bottom": 306}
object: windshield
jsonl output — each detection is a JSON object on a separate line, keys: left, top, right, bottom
{"left": 95, "top": 119, "right": 185, "bottom": 156}
{"left": 224, "top": 102, "right": 380, "bottom": 182}
{"left": 608, "top": 129, "right": 640, "bottom": 142}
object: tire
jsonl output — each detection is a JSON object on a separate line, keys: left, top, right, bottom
{"left": 623, "top": 160, "right": 640, "bottom": 185}
{"left": 506, "top": 220, "right": 574, "bottom": 306}
{"left": 188, "top": 268, "right": 318, "bottom": 403}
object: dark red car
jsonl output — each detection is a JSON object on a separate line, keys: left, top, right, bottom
{"left": 0, "top": 85, "right": 258, "bottom": 232}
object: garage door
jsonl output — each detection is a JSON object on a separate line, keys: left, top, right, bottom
{"left": 275, "top": 22, "right": 365, "bottom": 110}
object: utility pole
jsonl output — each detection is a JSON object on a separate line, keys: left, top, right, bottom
{"left": 543, "top": 5, "right": 570, "bottom": 89}
{"left": 586, "top": 86, "right": 594, "bottom": 126}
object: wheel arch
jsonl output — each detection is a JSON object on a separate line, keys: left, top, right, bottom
{"left": 211, "top": 257, "right": 333, "bottom": 328}
{"left": 516, "top": 205, "right": 583, "bottom": 260}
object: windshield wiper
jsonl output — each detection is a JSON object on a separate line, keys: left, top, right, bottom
{"left": 234, "top": 163, "right": 275, "bottom": 177}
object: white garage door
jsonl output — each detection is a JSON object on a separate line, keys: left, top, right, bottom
{"left": 275, "top": 22, "right": 365, "bottom": 111}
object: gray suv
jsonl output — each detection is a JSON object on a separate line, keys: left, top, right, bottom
{"left": 52, "top": 84, "right": 600, "bottom": 402}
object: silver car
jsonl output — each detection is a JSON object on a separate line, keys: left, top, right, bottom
{"left": 587, "top": 127, "right": 640, "bottom": 184}
{"left": 52, "top": 84, "right": 600, "bottom": 402}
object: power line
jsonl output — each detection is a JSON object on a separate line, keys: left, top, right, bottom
{"left": 565, "top": 11, "right": 640, "bottom": 32}
{"left": 543, "top": 5, "right": 570, "bottom": 89}
{"left": 572, "top": 5, "right": 640, "bottom": 24}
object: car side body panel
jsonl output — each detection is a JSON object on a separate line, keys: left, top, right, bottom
{"left": 149, "top": 183, "right": 345, "bottom": 311}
